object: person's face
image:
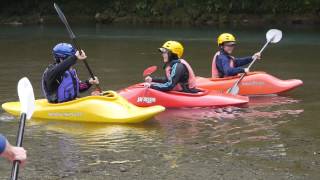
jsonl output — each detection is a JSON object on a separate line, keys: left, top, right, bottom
{"left": 160, "top": 48, "right": 169, "bottom": 63}
{"left": 223, "top": 42, "right": 236, "bottom": 54}
{"left": 162, "top": 52, "right": 169, "bottom": 63}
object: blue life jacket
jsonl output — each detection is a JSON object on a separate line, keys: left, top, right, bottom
{"left": 57, "top": 69, "right": 80, "bottom": 103}
{"left": 42, "top": 67, "right": 80, "bottom": 103}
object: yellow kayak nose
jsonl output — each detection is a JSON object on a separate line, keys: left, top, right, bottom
{"left": 2, "top": 91, "right": 165, "bottom": 123}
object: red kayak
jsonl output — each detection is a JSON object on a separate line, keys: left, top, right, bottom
{"left": 196, "top": 72, "right": 303, "bottom": 96}
{"left": 118, "top": 84, "right": 249, "bottom": 108}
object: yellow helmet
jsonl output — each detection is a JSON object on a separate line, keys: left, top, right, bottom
{"left": 217, "top": 33, "right": 236, "bottom": 46}
{"left": 159, "top": 41, "right": 184, "bottom": 58}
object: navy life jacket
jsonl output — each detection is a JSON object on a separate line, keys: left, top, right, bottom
{"left": 42, "top": 68, "right": 79, "bottom": 103}
{"left": 57, "top": 69, "right": 79, "bottom": 102}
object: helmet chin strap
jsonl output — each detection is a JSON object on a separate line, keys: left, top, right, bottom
{"left": 162, "top": 62, "right": 168, "bottom": 69}
{"left": 54, "top": 57, "right": 63, "bottom": 64}
{"left": 219, "top": 45, "right": 225, "bottom": 52}
{"left": 219, "top": 46, "right": 231, "bottom": 55}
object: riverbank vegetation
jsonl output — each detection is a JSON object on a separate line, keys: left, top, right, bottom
{"left": 1, "top": 0, "right": 319, "bottom": 26}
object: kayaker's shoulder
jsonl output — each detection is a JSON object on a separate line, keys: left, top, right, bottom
{"left": 171, "top": 61, "right": 187, "bottom": 71}
{"left": 42, "top": 64, "right": 54, "bottom": 76}
{"left": 216, "top": 52, "right": 229, "bottom": 61}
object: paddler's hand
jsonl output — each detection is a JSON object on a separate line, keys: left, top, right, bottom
{"left": 244, "top": 68, "right": 250, "bottom": 73}
{"left": 89, "top": 76, "right": 99, "bottom": 85}
{"left": 91, "top": 90, "right": 101, "bottom": 96}
{"left": 75, "top": 50, "right": 87, "bottom": 60}
{"left": 252, "top": 52, "right": 261, "bottom": 60}
{"left": 144, "top": 82, "right": 151, "bottom": 88}
{"left": 145, "top": 76, "right": 152, "bottom": 83}
{"left": 1, "top": 140, "right": 27, "bottom": 166}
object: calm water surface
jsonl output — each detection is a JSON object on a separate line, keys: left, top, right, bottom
{"left": 0, "top": 25, "right": 319, "bottom": 179}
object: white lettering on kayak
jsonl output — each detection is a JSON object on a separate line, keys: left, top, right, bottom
{"left": 241, "top": 81, "right": 265, "bottom": 86}
{"left": 48, "top": 112, "right": 83, "bottom": 117}
{"left": 137, "top": 97, "right": 156, "bottom": 104}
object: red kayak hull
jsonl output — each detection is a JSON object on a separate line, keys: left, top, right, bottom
{"left": 196, "top": 72, "right": 303, "bottom": 96}
{"left": 118, "top": 84, "right": 249, "bottom": 108}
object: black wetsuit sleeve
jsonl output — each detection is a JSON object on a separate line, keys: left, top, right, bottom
{"left": 44, "top": 56, "right": 77, "bottom": 87}
{"left": 79, "top": 80, "right": 92, "bottom": 92}
{"left": 150, "top": 63, "right": 185, "bottom": 91}
{"left": 151, "top": 76, "right": 168, "bottom": 83}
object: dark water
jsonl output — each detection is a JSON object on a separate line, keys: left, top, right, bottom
{"left": 0, "top": 24, "right": 319, "bottom": 179}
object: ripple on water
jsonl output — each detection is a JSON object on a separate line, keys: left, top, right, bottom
{"left": 24, "top": 120, "right": 163, "bottom": 169}
{"left": 155, "top": 96, "right": 303, "bottom": 159}
{"left": 0, "top": 113, "right": 16, "bottom": 122}
{"left": 0, "top": 95, "right": 304, "bottom": 176}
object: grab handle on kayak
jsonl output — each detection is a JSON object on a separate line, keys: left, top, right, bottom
{"left": 100, "top": 91, "right": 118, "bottom": 99}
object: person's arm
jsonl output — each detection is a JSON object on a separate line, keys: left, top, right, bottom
{"left": 150, "top": 63, "right": 185, "bottom": 91}
{"left": 45, "top": 56, "right": 77, "bottom": 84}
{"left": 79, "top": 80, "right": 92, "bottom": 92}
{"left": 80, "top": 76, "right": 100, "bottom": 93}
{"left": 0, "top": 134, "right": 27, "bottom": 165}
{"left": 0, "top": 134, "right": 6, "bottom": 154}
{"left": 220, "top": 56, "right": 245, "bottom": 76}
{"left": 234, "top": 56, "right": 253, "bottom": 67}
{"left": 150, "top": 76, "right": 168, "bottom": 83}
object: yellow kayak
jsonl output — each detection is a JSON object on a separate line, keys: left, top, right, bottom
{"left": 2, "top": 91, "right": 165, "bottom": 123}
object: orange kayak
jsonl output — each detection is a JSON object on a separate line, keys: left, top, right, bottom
{"left": 196, "top": 72, "right": 303, "bottom": 95}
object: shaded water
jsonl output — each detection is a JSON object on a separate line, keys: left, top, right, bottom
{"left": 0, "top": 25, "right": 319, "bottom": 179}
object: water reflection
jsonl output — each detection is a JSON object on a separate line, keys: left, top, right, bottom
{"left": 28, "top": 120, "right": 160, "bottom": 151}
{"left": 8, "top": 120, "right": 162, "bottom": 177}
{"left": 155, "top": 95, "right": 303, "bottom": 159}
{"left": 0, "top": 95, "right": 305, "bottom": 178}
{"left": 1, "top": 95, "right": 304, "bottom": 162}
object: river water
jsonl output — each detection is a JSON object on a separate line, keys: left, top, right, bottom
{"left": 0, "top": 24, "right": 319, "bottom": 179}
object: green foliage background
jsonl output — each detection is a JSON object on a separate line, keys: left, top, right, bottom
{"left": 0, "top": 0, "right": 319, "bottom": 24}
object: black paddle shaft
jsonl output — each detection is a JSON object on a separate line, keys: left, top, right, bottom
{"left": 53, "top": 3, "right": 102, "bottom": 91}
{"left": 71, "top": 38, "right": 96, "bottom": 79}
{"left": 10, "top": 113, "right": 27, "bottom": 180}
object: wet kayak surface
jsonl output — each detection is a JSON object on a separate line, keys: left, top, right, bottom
{"left": 0, "top": 25, "right": 319, "bottom": 179}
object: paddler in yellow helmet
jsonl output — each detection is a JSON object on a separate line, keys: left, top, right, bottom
{"left": 211, "top": 33, "right": 261, "bottom": 78}
{"left": 145, "top": 41, "right": 200, "bottom": 93}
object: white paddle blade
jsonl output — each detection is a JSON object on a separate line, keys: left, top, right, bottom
{"left": 266, "top": 29, "right": 282, "bottom": 43}
{"left": 17, "top": 77, "right": 35, "bottom": 120}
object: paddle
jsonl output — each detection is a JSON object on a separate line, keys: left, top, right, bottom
{"left": 53, "top": 3, "right": 102, "bottom": 92}
{"left": 143, "top": 66, "right": 158, "bottom": 77}
{"left": 10, "top": 77, "right": 35, "bottom": 180}
{"left": 227, "top": 29, "right": 283, "bottom": 95}
{"left": 141, "top": 66, "right": 158, "bottom": 97}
